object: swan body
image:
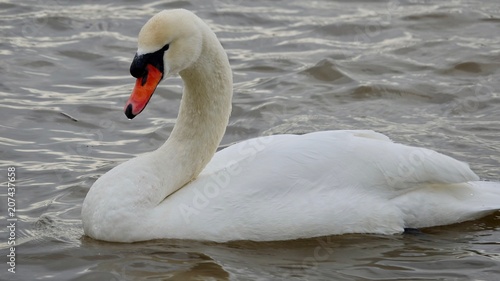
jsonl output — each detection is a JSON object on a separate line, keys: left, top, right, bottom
{"left": 82, "top": 9, "right": 500, "bottom": 243}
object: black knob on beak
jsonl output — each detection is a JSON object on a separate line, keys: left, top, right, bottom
{"left": 130, "top": 53, "right": 146, "bottom": 78}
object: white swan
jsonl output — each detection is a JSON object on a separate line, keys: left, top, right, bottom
{"left": 81, "top": 9, "right": 500, "bottom": 243}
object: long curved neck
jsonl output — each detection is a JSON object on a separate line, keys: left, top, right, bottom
{"left": 154, "top": 28, "right": 233, "bottom": 202}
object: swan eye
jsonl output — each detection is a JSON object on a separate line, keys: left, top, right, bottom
{"left": 161, "top": 44, "right": 169, "bottom": 52}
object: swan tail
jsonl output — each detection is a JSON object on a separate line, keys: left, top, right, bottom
{"left": 467, "top": 181, "right": 500, "bottom": 210}
{"left": 394, "top": 181, "right": 500, "bottom": 229}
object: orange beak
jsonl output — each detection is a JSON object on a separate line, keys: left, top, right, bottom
{"left": 124, "top": 64, "right": 163, "bottom": 119}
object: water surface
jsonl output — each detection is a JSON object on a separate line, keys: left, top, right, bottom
{"left": 1, "top": 0, "right": 500, "bottom": 280}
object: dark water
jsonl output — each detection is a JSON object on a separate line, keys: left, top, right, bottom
{"left": 1, "top": 0, "right": 500, "bottom": 280}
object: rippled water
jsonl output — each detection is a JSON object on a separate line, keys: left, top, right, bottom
{"left": 1, "top": 0, "right": 500, "bottom": 280}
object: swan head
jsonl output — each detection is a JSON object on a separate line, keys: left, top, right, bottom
{"left": 125, "top": 9, "right": 203, "bottom": 119}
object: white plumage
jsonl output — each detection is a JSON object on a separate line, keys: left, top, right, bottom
{"left": 81, "top": 9, "right": 500, "bottom": 243}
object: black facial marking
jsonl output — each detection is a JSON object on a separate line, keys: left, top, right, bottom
{"left": 130, "top": 43, "right": 169, "bottom": 79}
